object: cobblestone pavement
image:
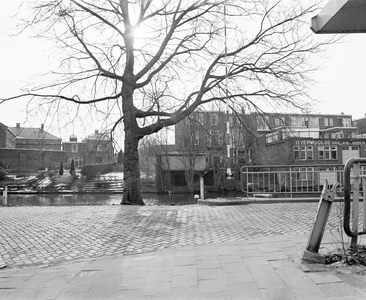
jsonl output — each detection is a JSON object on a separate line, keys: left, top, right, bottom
{"left": 0, "top": 202, "right": 351, "bottom": 269}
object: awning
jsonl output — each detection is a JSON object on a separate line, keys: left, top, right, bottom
{"left": 311, "top": 0, "right": 366, "bottom": 33}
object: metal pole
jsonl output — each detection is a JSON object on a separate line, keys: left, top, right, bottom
{"left": 351, "top": 163, "right": 360, "bottom": 249}
{"left": 363, "top": 177, "right": 366, "bottom": 232}
{"left": 224, "top": 0, "right": 232, "bottom": 179}
{"left": 303, "top": 181, "right": 338, "bottom": 263}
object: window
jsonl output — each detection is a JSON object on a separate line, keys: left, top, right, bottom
{"left": 324, "top": 118, "right": 328, "bottom": 127}
{"left": 300, "top": 146, "right": 306, "bottom": 160}
{"left": 197, "top": 113, "right": 204, "bottom": 124}
{"left": 306, "top": 146, "right": 313, "bottom": 160}
{"left": 294, "top": 146, "right": 313, "bottom": 160}
{"left": 301, "top": 117, "right": 309, "bottom": 127}
{"left": 191, "top": 131, "right": 199, "bottom": 146}
{"left": 210, "top": 113, "right": 218, "bottom": 126}
{"left": 74, "top": 157, "right": 83, "bottom": 169}
{"left": 96, "top": 145, "right": 103, "bottom": 152}
{"left": 294, "top": 167, "right": 314, "bottom": 181}
{"left": 342, "top": 118, "right": 352, "bottom": 127}
{"left": 207, "top": 130, "right": 219, "bottom": 148}
{"left": 257, "top": 115, "right": 269, "bottom": 130}
{"left": 294, "top": 146, "right": 299, "bottom": 160}
{"left": 71, "top": 144, "right": 78, "bottom": 153}
{"left": 318, "top": 146, "right": 337, "bottom": 160}
{"left": 329, "top": 118, "right": 334, "bottom": 126}
{"left": 275, "top": 117, "right": 285, "bottom": 127}
{"left": 331, "top": 146, "right": 337, "bottom": 159}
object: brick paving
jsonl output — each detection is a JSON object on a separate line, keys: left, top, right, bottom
{"left": 0, "top": 202, "right": 349, "bottom": 269}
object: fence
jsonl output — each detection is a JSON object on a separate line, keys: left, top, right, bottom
{"left": 240, "top": 164, "right": 346, "bottom": 197}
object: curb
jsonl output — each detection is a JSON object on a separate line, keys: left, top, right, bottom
{"left": 197, "top": 197, "right": 345, "bottom": 206}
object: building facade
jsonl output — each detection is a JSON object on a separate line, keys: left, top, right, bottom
{"left": 62, "top": 130, "right": 115, "bottom": 169}
{"left": 0, "top": 122, "right": 16, "bottom": 149}
{"left": 258, "top": 113, "right": 361, "bottom": 165}
{"left": 157, "top": 111, "right": 366, "bottom": 192}
{"left": 8, "top": 123, "right": 62, "bottom": 150}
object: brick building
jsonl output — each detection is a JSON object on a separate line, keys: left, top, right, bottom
{"left": 62, "top": 130, "right": 115, "bottom": 169}
{"left": 0, "top": 122, "right": 16, "bottom": 149}
{"left": 258, "top": 113, "right": 361, "bottom": 166}
{"left": 157, "top": 111, "right": 366, "bottom": 192}
{"left": 8, "top": 123, "right": 62, "bottom": 150}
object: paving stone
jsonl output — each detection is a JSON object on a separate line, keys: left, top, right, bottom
{"left": 307, "top": 272, "right": 343, "bottom": 284}
{"left": 198, "top": 279, "right": 228, "bottom": 293}
{"left": 227, "top": 282, "right": 261, "bottom": 299}
{"left": 170, "top": 286, "right": 200, "bottom": 299}
{"left": 0, "top": 204, "right": 365, "bottom": 299}
{"left": 172, "top": 274, "right": 198, "bottom": 287}
{"left": 197, "top": 259, "right": 221, "bottom": 269}
{"left": 253, "top": 274, "right": 286, "bottom": 289}
{"left": 260, "top": 286, "right": 297, "bottom": 300}
{"left": 318, "top": 282, "right": 364, "bottom": 299}
{"left": 197, "top": 268, "right": 225, "bottom": 280}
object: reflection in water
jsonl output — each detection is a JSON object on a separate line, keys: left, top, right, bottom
{"left": 1, "top": 193, "right": 196, "bottom": 206}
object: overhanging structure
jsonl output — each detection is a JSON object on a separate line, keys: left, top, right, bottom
{"left": 311, "top": 0, "right": 366, "bottom": 33}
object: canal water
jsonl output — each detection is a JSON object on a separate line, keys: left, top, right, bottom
{"left": 0, "top": 193, "right": 196, "bottom": 206}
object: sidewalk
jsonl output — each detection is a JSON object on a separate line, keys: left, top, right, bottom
{"left": 1, "top": 233, "right": 366, "bottom": 300}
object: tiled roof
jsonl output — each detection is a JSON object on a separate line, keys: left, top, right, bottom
{"left": 8, "top": 127, "right": 61, "bottom": 141}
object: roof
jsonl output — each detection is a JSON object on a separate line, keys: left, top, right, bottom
{"left": 83, "top": 132, "right": 110, "bottom": 141}
{"left": 311, "top": 0, "right": 366, "bottom": 33}
{"left": 8, "top": 126, "right": 61, "bottom": 141}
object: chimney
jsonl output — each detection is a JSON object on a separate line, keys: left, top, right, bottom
{"left": 40, "top": 124, "right": 44, "bottom": 133}
{"left": 95, "top": 129, "right": 99, "bottom": 134}
{"left": 70, "top": 135, "right": 77, "bottom": 142}
{"left": 16, "top": 123, "right": 20, "bottom": 128}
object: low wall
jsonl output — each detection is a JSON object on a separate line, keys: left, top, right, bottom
{"left": 0, "top": 148, "right": 66, "bottom": 171}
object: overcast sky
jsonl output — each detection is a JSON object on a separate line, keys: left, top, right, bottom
{"left": 1, "top": 1, "right": 366, "bottom": 142}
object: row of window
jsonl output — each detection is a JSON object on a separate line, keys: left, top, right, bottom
{"left": 294, "top": 145, "right": 338, "bottom": 160}
{"left": 294, "top": 145, "right": 363, "bottom": 161}
{"left": 259, "top": 116, "right": 353, "bottom": 130}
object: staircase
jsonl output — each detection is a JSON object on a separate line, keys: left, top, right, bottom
{"left": 79, "top": 176, "right": 157, "bottom": 193}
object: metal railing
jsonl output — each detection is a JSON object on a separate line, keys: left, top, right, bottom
{"left": 343, "top": 158, "right": 366, "bottom": 249}
{"left": 240, "top": 164, "right": 344, "bottom": 197}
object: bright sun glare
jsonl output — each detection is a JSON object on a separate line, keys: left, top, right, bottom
{"left": 132, "top": 25, "right": 150, "bottom": 49}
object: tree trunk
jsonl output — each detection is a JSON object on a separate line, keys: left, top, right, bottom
{"left": 121, "top": 133, "right": 145, "bottom": 205}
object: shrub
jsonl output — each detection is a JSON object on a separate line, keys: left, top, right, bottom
{"left": 70, "top": 159, "right": 75, "bottom": 175}
{"left": 59, "top": 162, "right": 64, "bottom": 176}
{"left": 0, "top": 168, "right": 8, "bottom": 181}
{"left": 81, "top": 163, "right": 117, "bottom": 180}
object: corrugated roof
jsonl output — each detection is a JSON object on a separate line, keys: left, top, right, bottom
{"left": 8, "top": 126, "right": 61, "bottom": 141}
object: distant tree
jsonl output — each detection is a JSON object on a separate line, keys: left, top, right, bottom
{"left": 70, "top": 159, "right": 75, "bottom": 175}
{"left": 1, "top": 1, "right": 337, "bottom": 205}
{"left": 59, "top": 161, "right": 64, "bottom": 176}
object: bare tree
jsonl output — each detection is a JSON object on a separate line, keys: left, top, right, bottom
{"left": 1, "top": 0, "right": 335, "bottom": 205}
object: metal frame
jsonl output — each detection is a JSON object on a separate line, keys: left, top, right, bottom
{"left": 240, "top": 164, "right": 344, "bottom": 197}
{"left": 343, "top": 158, "right": 366, "bottom": 249}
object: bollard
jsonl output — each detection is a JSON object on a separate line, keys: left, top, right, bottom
{"left": 302, "top": 180, "right": 338, "bottom": 263}
{"left": 3, "top": 186, "right": 8, "bottom": 206}
{"left": 200, "top": 176, "right": 204, "bottom": 200}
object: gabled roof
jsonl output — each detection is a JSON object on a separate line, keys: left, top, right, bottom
{"left": 8, "top": 126, "right": 61, "bottom": 141}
